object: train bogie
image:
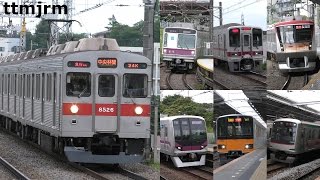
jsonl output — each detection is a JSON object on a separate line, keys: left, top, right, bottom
{"left": 160, "top": 115, "right": 208, "bottom": 167}
{"left": 0, "top": 38, "right": 152, "bottom": 164}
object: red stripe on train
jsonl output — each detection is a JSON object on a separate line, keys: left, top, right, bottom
{"left": 63, "top": 103, "right": 150, "bottom": 117}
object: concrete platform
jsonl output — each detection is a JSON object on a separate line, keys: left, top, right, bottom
{"left": 214, "top": 148, "right": 266, "bottom": 180}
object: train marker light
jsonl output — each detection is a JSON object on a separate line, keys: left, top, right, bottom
{"left": 135, "top": 106, "right": 143, "bottom": 115}
{"left": 70, "top": 105, "right": 79, "bottom": 114}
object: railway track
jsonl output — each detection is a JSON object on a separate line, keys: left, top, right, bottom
{"left": 239, "top": 72, "right": 267, "bottom": 87}
{"left": 183, "top": 73, "right": 194, "bottom": 90}
{"left": 180, "top": 167, "right": 213, "bottom": 180}
{"left": 0, "top": 156, "right": 30, "bottom": 180}
{"left": 281, "top": 73, "right": 308, "bottom": 90}
{"left": 166, "top": 72, "right": 191, "bottom": 90}
{"left": 0, "top": 127, "right": 148, "bottom": 180}
{"left": 267, "top": 162, "right": 288, "bottom": 174}
{"left": 212, "top": 78, "right": 230, "bottom": 90}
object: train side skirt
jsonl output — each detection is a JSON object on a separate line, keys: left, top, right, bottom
{"left": 64, "top": 146, "right": 144, "bottom": 164}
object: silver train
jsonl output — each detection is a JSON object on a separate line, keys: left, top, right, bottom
{"left": 266, "top": 19, "right": 317, "bottom": 72}
{"left": 0, "top": 38, "right": 152, "bottom": 164}
{"left": 162, "top": 27, "right": 209, "bottom": 71}
{"left": 269, "top": 118, "right": 320, "bottom": 164}
{"left": 160, "top": 115, "right": 208, "bottom": 167}
{"left": 212, "top": 23, "right": 264, "bottom": 72}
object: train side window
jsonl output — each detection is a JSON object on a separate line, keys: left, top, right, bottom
{"left": 123, "top": 74, "right": 147, "bottom": 98}
{"left": 165, "top": 127, "right": 168, "bottom": 137}
{"left": 46, "top": 74, "right": 52, "bottom": 101}
{"left": 36, "top": 74, "right": 40, "bottom": 100}
{"left": 98, "top": 75, "right": 115, "bottom": 97}
{"left": 66, "top": 72, "right": 91, "bottom": 97}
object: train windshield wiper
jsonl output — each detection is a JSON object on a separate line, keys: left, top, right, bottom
{"left": 127, "top": 89, "right": 136, "bottom": 104}
{"left": 78, "top": 87, "right": 87, "bottom": 98}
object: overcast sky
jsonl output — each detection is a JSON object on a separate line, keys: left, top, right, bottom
{"left": 215, "top": 0, "right": 267, "bottom": 30}
{"left": 161, "top": 90, "right": 213, "bottom": 104}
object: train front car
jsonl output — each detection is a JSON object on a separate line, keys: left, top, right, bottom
{"left": 213, "top": 24, "right": 264, "bottom": 72}
{"left": 270, "top": 20, "right": 317, "bottom": 72}
{"left": 216, "top": 115, "right": 254, "bottom": 158}
{"left": 160, "top": 115, "right": 208, "bottom": 168}
{"left": 162, "top": 27, "right": 197, "bottom": 71}
{"left": 62, "top": 39, "right": 151, "bottom": 164}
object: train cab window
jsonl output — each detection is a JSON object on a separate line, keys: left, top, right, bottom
{"left": 98, "top": 75, "right": 115, "bottom": 97}
{"left": 163, "top": 33, "right": 168, "bottom": 47}
{"left": 177, "top": 34, "right": 196, "bottom": 49}
{"left": 181, "top": 119, "right": 190, "bottom": 140}
{"left": 243, "top": 35, "right": 250, "bottom": 46}
{"left": 66, "top": 72, "right": 91, "bottom": 97}
{"left": 173, "top": 120, "right": 181, "bottom": 138}
{"left": 253, "top": 28, "right": 262, "bottom": 47}
{"left": 190, "top": 119, "right": 207, "bottom": 139}
{"left": 229, "top": 28, "right": 240, "bottom": 47}
{"left": 123, "top": 74, "right": 147, "bottom": 98}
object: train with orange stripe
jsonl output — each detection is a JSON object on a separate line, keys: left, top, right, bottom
{"left": 212, "top": 23, "right": 264, "bottom": 72}
{"left": 215, "top": 114, "right": 266, "bottom": 158}
{"left": 0, "top": 38, "right": 151, "bottom": 164}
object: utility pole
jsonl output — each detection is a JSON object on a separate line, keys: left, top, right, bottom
{"left": 241, "top": 13, "right": 244, "bottom": 25}
{"left": 143, "top": 0, "right": 155, "bottom": 162}
{"left": 210, "top": 0, "right": 213, "bottom": 42}
{"left": 219, "top": 2, "right": 222, "bottom": 25}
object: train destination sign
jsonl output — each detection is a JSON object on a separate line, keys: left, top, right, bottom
{"left": 165, "top": 28, "right": 196, "bottom": 34}
{"left": 67, "top": 61, "right": 90, "bottom": 68}
{"left": 97, "top": 58, "right": 117, "bottom": 68}
{"left": 124, "top": 63, "right": 147, "bottom": 69}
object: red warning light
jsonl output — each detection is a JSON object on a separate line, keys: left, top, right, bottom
{"left": 242, "top": 27, "right": 252, "bottom": 31}
{"left": 232, "top": 28, "right": 239, "bottom": 33}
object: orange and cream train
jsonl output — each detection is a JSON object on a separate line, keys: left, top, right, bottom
{"left": 215, "top": 114, "right": 266, "bottom": 158}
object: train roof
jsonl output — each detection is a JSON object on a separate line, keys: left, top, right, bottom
{"left": 213, "top": 23, "right": 262, "bottom": 30}
{"left": 273, "top": 20, "right": 314, "bottom": 27}
{"left": 216, "top": 114, "right": 253, "bottom": 119}
{"left": 164, "top": 27, "right": 196, "bottom": 31}
{"left": 160, "top": 115, "right": 205, "bottom": 121}
{"left": 197, "top": 59, "right": 213, "bottom": 72}
{"left": 274, "top": 118, "right": 320, "bottom": 126}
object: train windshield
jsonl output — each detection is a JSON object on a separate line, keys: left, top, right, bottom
{"left": 278, "top": 25, "right": 313, "bottom": 43}
{"left": 271, "top": 121, "right": 297, "bottom": 145}
{"left": 253, "top": 28, "right": 263, "bottom": 47}
{"left": 177, "top": 34, "right": 196, "bottom": 49}
{"left": 98, "top": 75, "right": 115, "bottom": 97}
{"left": 66, "top": 72, "right": 91, "bottom": 97}
{"left": 217, "top": 116, "right": 253, "bottom": 138}
{"left": 173, "top": 118, "right": 207, "bottom": 142}
{"left": 123, "top": 74, "right": 148, "bottom": 98}
{"left": 229, "top": 28, "right": 240, "bottom": 47}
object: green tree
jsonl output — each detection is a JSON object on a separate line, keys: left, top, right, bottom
{"left": 32, "top": 20, "right": 50, "bottom": 49}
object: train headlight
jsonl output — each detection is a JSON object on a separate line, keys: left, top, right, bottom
{"left": 201, "top": 145, "right": 204, "bottom": 149}
{"left": 191, "top": 51, "right": 195, "bottom": 55}
{"left": 245, "top": 144, "right": 253, "bottom": 149}
{"left": 70, "top": 105, "right": 79, "bottom": 114}
{"left": 221, "top": 145, "right": 226, "bottom": 149}
{"left": 134, "top": 106, "right": 143, "bottom": 115}
{"left": 177, "top": 146, "right": 181, "bottom": 150}
{"left": 163, "top": 49, "right": 167, "bottom": 54}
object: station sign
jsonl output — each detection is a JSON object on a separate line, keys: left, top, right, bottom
{"left": 124, "top": 63, "right": 147, "bottom": 69}
{"left": 97, "top": 58, "right": 117, "bottom": 68}
{"left": 67, "top": 61, "right": 90, "bottom": 68}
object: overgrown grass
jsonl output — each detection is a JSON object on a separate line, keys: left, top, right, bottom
{"left": 144, "top": 160, "right": 160, "bottom": 171}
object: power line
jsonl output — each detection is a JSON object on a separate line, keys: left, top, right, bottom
{"left": 223, "top": 0, "right": 260, "bottom": 15}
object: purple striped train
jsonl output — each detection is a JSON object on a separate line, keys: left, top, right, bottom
{"left": 160, "top": 115, "right": 208, "bottom": 167}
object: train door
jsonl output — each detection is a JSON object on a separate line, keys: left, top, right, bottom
{"left": 242, "top": 33, "right": 252, "bottom": 55}
{"left": 223, "top": 34, "right": 226, "bottom": 58}
{"left": 94, "top": 74, "right": 118, "bottom": 132}
{"left": 164, "top": 124, "right": 169, "bottom": 152}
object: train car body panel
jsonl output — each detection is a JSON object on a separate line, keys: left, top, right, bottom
{"left": 162, "top": 27, "right": 209, "bottom": 71}
{"left": 0, "top": 38, "right": 152, "bottom": 164}
{"left": 267, "top": 20, "right": 317, "bottom": 72}
{"left": 160, "top": 115, "right": 208, "bottom": 167}
{"left": 213, "top": 24, "right": 264, "bottom": 72}
{"left": 216, "top": 114, "right": 266, "bottom": 158}
{"left": 270, "top": 118, "right": 320, "bottom": 163}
